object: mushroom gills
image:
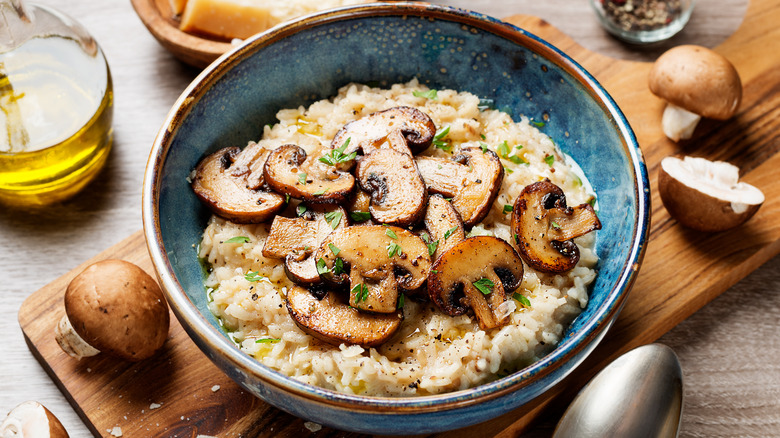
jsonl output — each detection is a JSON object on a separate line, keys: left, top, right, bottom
{"left": 285, "top": 285, "right": 402, "bottom": 347}
{"left": 191, "top": 146, "right": 286, "bottom": 223}
{"left": 427, "top": 236, "right": 524, "bottom": 330}
{"left": 512, "top": 180, "right": 601, "bottom": 274}
{"left": 416, "top": 147, "right": 503, "bottom": 226}
{"left": 263, "top": 144, "right": 355, "bottom": 204}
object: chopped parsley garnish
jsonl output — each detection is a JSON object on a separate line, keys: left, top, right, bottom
{"left": 296, "top": 205, "right": 307, "bottom": 216}
{"left": 426, "top": 239, "right": 439, "bottom": 256}
{"left": 413, "top": 89, "right": 438, "bottom": 100}
{"left": 513, "top": 233, "right": 520, "bottom": 243}
{"left": 298, "top": 172, "right": 307, "bottom": 185}
{"left": 352, "top": 283, "right": 370, "bottom": 302}
{"left": 433, "top": 126, "right": 451, "bottom": 152}
{"left": 397, "top": 293, "right": 405, "bottom": 309}
{"left": 587, "top": 196, "right": 597, "bottom": 207}
{"left": 385, "top": 228, "right": 398, "bottom": 240}
{"left": 316, "top": 258, "right": 329, "bottom": 275}
{"left": 328, "top": 243, "right": 341, "bottom": 256}
{"left": 503, "top": 204, "right": 513, "bottom": 214}
{"left": 224, "top": 236, "right": 250, "bottom": 244}
{"left": 387, "top": 241, "right": 402, "bottom": 258}
{"left": 313, "top": 189, "right": 327, "bottom": 196}
{"left": 513, "top": 292, "right": 531, "bottom": 307}
{"left": 497, "top": 141, "right": 510, "bottom": 158}
{"left": 531, "top": 120, "right": 545, "bottom": 128}
{"left": 319, "top": 138, "right": 357, "bottom": 166}
{"left": 244, "top": 271, "right": 265, "bottom": 282}
{"left": 551, "top": 221, "right": 561, "bottom": 230}
{"left": 506, "top": 155, "right": 528, "bottom": 165}
{"left": 349, "top": 211, "right": 371, "bottom": 222}
{"left": 477, "top": 98, "right": 494, "bottom": 111}
{"left": 324, "top": 211, "right": 343, "bottom": 229}
{"left": 473, "top": 278, "right": 495, "bottom": 295}
{"left": 497, "top": 140, "right": 527, "bottom": 165}
{"left": 285, "top": 193, "right": 291, "bottom": 203}
{"left": 255, "top": 338, "right": 281, "bottom": 343}
{"left": 479, "top": 142, "right": 488, "bottom": 153}
{"left": 503, "top": 166, "right": 514, "bottom": 174}
{"left": 544, "top": 154, "right": 555, "bottom": 167}
{"left": 443, "top": 226, "right": 458, "bottom": 240}
{"left": 333, "top": 257, "right": 345, "bottom": 275}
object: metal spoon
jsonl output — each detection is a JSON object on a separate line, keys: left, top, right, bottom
{"left": 553, "top": 343, "right": 684, "bottom": 438}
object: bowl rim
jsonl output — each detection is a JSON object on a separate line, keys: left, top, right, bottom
{"left": 142, "top": 1, "right": 650, "bottom": 413}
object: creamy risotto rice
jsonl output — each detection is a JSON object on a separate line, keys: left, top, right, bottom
{"left": 198, "top": 79, "right": 598, "bottom": 396}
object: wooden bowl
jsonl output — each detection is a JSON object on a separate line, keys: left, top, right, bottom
{"left": 131, "top": 0, "right": 233, "bottom": 68}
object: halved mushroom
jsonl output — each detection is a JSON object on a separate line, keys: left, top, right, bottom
{"left": 658, "top": 155, "right": 764, "bottom": 232}
{"left": 191, "top": 146, "right": 286, "bottom": 223}
{"left": 285, "top": 285, "right": 402, "bottom": 347}
{"left": 0, "top": 401, "right": 69, "bottom": 438}
{"left": 423, "top": 194, "right": 465, "bottom": 261}
{"left": 356, "top": 149, "right": 428, "bottom": 227}
{"left": 416, "top": 147, "right": 504, "bottom": 227}
{"left": 263, "top": 144, "right": 355, "bottom": 204}
{"left": 427, "top": 236, "right": 524, "bottom": 330}
{"left": 315, "top": 225, "right": 432, "bottom": 313}
{"left": 331, "top": 106, "right": 437, "bottom": 161}
{"left": 511, "top": 180, "right": 601, "bottom": 273}
{"left": 262, "top": 204, "right": 347, "bottom": 284}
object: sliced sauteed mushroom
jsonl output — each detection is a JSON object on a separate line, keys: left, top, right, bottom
{"left": 262, "top": 204, "right": 347, "bottom": 284}
{"left": 423, "top": 194, "right": 465, "bottom": 261}
{"left": 331, "top": 106, "right": 437, "bottom": 160}
{"left": 315, "top": 225, "right": 432, "bottom": 313}
{"left": 345, "top": 188, "right": 373, "bottom": 224}
{"left": 427, "top": 236, "right": 524, "bottom": 330}
{"left": 191, "top": 146, "right": 286, "bottom": 223}
{"left": 264, "top": 144, "right": 355, "bottom": 204}
{"left": 356, "top": 149, "right": 428, "bottom": 227}
{"left": 286, "top": 285, "right": 402, "bottom": 347}
{"left": 511, "top": 180, "right": 601, "bottom": 273}
{"left": 416, "top": 147, "right": 503, "bottom": 227}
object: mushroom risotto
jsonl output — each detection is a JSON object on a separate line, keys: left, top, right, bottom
{"left": 196, "top": 79, "right": 600, "bottom": 396}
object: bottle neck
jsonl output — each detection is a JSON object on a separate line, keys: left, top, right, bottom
{"left": 1, "top": 0, "right": 33, "bottom": 53}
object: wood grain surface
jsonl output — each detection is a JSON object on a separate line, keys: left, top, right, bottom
{"left": 4, "top": 1, "right": 779, "bottom": 437}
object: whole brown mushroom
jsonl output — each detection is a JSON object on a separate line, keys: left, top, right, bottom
{"left": 54, "top": 259, "right": 170, "bottom": 362}
{"left": 648, "top": 45, "right": 742, "bottom": 141}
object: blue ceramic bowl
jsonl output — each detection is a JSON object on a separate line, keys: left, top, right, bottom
{"left": 143, "top": 2, "right": 650, "bottom": 434}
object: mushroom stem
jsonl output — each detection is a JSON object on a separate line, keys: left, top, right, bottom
{"left": 662, "top": 103, "right": 701, "bottom": 142}
{"left": 55, "top": 314, "right": 100, "bottom": 360}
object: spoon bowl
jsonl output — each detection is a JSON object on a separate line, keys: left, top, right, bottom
{"left": 554, "top": 343, "right": 684, "bottom": 438}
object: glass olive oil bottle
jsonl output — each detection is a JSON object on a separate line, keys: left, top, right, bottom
{"left": 0, "top": 0, "right": 113, "bottom": 207}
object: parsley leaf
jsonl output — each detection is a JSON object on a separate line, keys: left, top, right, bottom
{"left": 497, "top": 141, "right": 510, "bottom": 158}
{"left": 544, "top": 154, "right": 555, "bottom": 167}
{"left": 551, "top": 221, "right": 562, "bottom": 230}
{"left": 313, "top": 189, "right": 327, "bottom": 196}
{"left": 503, "top": 204, "right": 513, "bottom": 214}
{"left": 413, "top": 89, "right": 438, "bottom": 100}
{"left": 349, "top": 211, "right": 371, "bottom": 222}
{"left": 385, "top": 228, "right": 398, "bottom": 240}
{"left": 319, "top": 138, "right": 357, "bottom": 166}
{"left": 479, "top": 142, "right": 488, "bottom": 153}
{"left": 506, "top": 154, "right": 528, "bottom": 165}
{"left": 324, "top": 211, "right": 342, "bottom": 229}
{"left": 296, "top": 205, "right": 307, "bottom": 216}
{"left": 531, "top": 120, "right": 545, "bottom": 128}
{"left": 397, "top": 293, "right": 406, "bottom": 309}
{"left": 225, "top": 236, "right": 250, "bottom": 244}
{"left": 427, "top": 239, "right": 439, "bottom": 257}
{"left": 333, "top": 257, "right": 345, "bottom": 275}
{"left": 387, "top": 242, "right": 402, "bottom": 258}
{"left": 433, "top": 126, "right": 451, "bottom": 152}
{"left": 352, "top": 283, "right": 370, "bottom": 302}
{"left": 513, "top": 292, "right": 531, "bottom": 307}
{"left": 255, "top": 338, "right": 281, "bottom": 343}
{"left": 298, "top": 172, "right": 307, "bottom": 185}
{"left": 472, "top": 278, "right": 495, "bottom": 295}
{"left": 316, "top": 258, "right": 330, "bottom": 275}
{"left": 444, "top": 226, "right": 458, "bottom": 240}
{"left": 328, "top": 243, "right": 341, "bottom": 256}
{"left": 244, "top": 271, "right": 265, "bottom": 282}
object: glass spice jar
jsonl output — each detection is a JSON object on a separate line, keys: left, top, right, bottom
{"left": 590, "top": 0, "right": 695, "bottom": 44}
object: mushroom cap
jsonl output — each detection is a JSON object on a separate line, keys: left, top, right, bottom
{"left": 331, "top": 106, "right": 437, "bottom": 157}
{"left": 263, "top": 144, "right": 355, "bottom": 204}
{"left": 191, "top": 146, "right": 286, "bottom": 223}
{"left": 0, "top": 401, "right": 69, "bottom": 438}
{"left": 64, "top": 260, "right": 170, "bottom": 361}
{"left": 658, "top": 155, "right": 764, "bottom": 232}
{"left": 648, "top": 45, "right": 742, "bottom": 120}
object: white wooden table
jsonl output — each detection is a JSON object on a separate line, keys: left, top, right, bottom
{"left": 2, "top": 1, "right": 778, "bottom": 436}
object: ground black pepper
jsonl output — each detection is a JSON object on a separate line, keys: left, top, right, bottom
{"left": 601, "top": 0, "right": 683, "bottom": 31}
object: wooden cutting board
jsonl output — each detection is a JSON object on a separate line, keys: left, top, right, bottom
{"left": 18, "top": 1, "right": 780, "bottom": 436}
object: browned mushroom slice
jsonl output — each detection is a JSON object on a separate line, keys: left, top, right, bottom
{"left": 423, "top": 194, "right": 465, "bottom": 261}
{"left": 191, "top": 146, "right": 286, "bottom": 223}
{"left": 228, "top": 141, "right": 270, "bottom": 190}
{"left": 416, "top": 147, "right": 503, "bottom": 227}
{"left": 263, "top": 144, "right": 355, "bottom": 204}
{"left": 331, "top": 106, "right": 437, "bottom": 160}
{"left": 286, "top": 285, "right": 402, "bottom": 347}
{"left": 427, "top": 236, "right": 524, "bottom": 330}
{"left": 262, "top": 204, "right": 347, "bottom": 284}
{"left": 511, "top": 180, "right": 601, "bottom": 273}
{"left": 356, "top": 149, "right": 427, "bottom": 228}
{"left": 345, "top": 188, "right": 373, "bottom": 224}
{"left": 315, "top": 225, "right": 432, "bottom": 313}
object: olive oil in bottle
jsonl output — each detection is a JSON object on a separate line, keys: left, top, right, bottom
{"left": 0, "top": 0, "right": 113, "bottom": 207}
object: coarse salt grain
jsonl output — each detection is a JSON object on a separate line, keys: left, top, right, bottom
{"left": 109, "top": 426, "right": 123, "bottom": 437}
{"left": 150, "top": 403, "right": 162, "bottom": 409}
{"left": 211, "top": 385, "right": 221, "bottom": 392}
{"left": 304, "top": 421, "right": 322, "bottom": 432}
